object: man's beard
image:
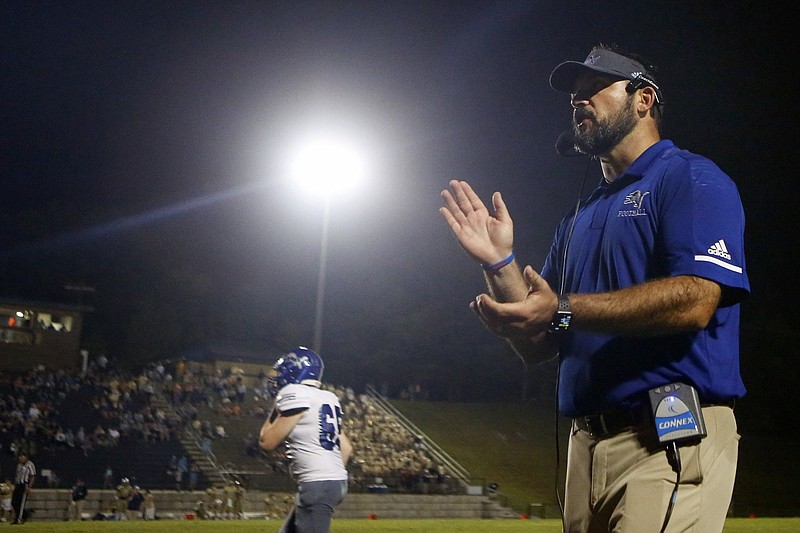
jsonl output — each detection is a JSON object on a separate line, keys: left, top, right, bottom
{"left": 573, "top": 95, "right": 637, "bottom": 156}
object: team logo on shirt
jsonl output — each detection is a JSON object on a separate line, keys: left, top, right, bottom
{"left": 618, "top": 189, "right": 650, "bottom": 217}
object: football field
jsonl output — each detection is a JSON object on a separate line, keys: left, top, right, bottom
{"left": 14, "top": 518, "right": 800, "bottom": 533}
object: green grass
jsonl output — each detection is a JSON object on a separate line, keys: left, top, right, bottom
{"left": 390, "top": 399, "right": 566, "bottom": 514}
{"left": 389, "top": 399, "right": 800, "bottom": 518}
{"left": 16, "top": 518, "right": 800, "bottom": 532}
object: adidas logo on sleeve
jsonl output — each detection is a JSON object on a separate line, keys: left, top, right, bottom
{"left": 707, "top": 240, "right": 731, "bottom": 260}
{"left": 694, "top": 239, "right": 742, "bottom": 273}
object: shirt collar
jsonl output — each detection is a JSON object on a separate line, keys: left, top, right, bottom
{"left": 624, "top": 139, "right": 674, "bottom": 177}
{"left": 600, "top": 139, "right": 674, "bottom": 191}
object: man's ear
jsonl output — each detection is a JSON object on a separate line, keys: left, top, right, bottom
{"left": 637, "top": 85, "right": 658, "bottom": 114}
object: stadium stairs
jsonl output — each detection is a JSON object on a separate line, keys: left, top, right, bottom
{"left": 146, "top": 393, "right": 227, "bottom": 488}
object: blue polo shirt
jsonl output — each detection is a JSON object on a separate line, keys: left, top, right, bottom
{"left": 540, "top": 140, "right": 749, "bottom": 418}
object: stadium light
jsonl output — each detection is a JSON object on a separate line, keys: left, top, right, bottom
{"left": 288, "top": 136, "right": 367, "bottom": 199}
{"left": 287, "top": 133, "right": 369, "bottom": 353}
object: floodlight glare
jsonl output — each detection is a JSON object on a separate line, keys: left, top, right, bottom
{"left": 289, "top": 137, "right": 367, "bottom": 198}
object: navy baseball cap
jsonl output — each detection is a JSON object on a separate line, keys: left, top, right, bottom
{"left": 549, "top": 48, "right": 664, "bottom": 104}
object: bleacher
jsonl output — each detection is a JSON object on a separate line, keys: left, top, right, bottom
{"left": 0, "top": 363, "right": 502, "bottom": 507}
{"left": 1, "top": 436, "right": 192, "bottom": 490}
{"left": 172, "top": 390, "right": 296, "bottom": 492}
{"left": 180, "top": 384, "right": 462, "bottom": 495}
{"left": 0, "top": 369, "right": 209, "bottom": 491}
{"left": 0, "top": 364, "right": 526, "bottom": 522}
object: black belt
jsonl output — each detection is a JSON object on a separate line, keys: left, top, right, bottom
{"left": 574, "top": 406, "right": 649, "bottom": 437}
{"left": 574, "top": 399, "right": 735, "bottom": 438}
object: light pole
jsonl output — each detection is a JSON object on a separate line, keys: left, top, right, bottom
{"left": 313, "top": 196, "right": 331, "bottom": 354}
{"left": 288, "top": 134, "right": 367, "bottom": 355}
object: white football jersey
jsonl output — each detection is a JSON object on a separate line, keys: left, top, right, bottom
{"left": 276, "top": 383, "right": 348, "bottom": 483}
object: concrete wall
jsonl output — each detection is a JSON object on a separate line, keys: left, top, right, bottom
{"left": 21, "top": 489, "right": 516, "bottom": 521}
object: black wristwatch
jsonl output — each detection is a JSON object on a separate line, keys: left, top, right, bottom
{"left": 549, "top": 294, "right": 573, "bottom": 333}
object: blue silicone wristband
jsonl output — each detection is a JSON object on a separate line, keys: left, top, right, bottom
{"left": 482, "top": 251, "right": 515, "bottom": 272}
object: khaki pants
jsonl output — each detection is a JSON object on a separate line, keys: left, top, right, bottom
{"left": 67, "top": 500, "right": 85, "bottom": 521}
{"left": 564, "top": 406, "right": 739, "bottom": 533}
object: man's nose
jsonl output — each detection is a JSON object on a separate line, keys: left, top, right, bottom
{"left": 570, "top": 93, "right": 588, "bottom": 109}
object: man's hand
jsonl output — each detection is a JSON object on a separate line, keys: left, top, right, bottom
{"left": 471, "top": 266, "right": 558, "bottom": 338}
{"left": 466, "top": 266, "right": 561, "bottom": 363}
{"left": 439, "top": 180, "right": 514, "bottom": 265}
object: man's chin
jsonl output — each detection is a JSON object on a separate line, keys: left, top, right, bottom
{"left": 573, "top": 134, "right": 595, "bottom": 156}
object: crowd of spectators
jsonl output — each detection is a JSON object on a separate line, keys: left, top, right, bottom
{"left": 1, "top": 365, "right": 83, "bottom": 460}
{"left": 146, "top": 361, "right": 454, "bottom": 493}
{"left": 1, "top": 357, "right": 454, "bottom": 496}
{"left": 329, "top": 385, "right": 453, "bottom": 493}
{"left": 0, "top": 360, "right": 206, "bottom": 489}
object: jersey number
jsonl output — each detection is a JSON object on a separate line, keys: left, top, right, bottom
{"left": 319, "top": 404, "right": 342, "bottom": 451}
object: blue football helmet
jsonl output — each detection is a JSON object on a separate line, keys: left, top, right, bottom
{"left": 267, "top": 347, "right": 324, "bottom": 397}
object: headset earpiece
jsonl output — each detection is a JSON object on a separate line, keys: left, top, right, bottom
{"left": 627, "top": 76, "right": 664, "bottom": 105}
{"left": 626, "top": 79, "right": 644, "bottom": 94}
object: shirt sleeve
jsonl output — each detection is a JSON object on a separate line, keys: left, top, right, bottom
{"left": 276, "top": 383, "right": 311, "bottom": 413}
{"left": 656, "top": 155, "right": 750, "bottom": 303}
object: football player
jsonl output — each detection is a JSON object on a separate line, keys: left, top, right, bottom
{"left": 259, "top": 347, "right": 352, "bottom": 533}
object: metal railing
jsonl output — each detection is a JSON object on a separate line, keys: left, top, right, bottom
{"left": 183, "top": 429, "right": 233, "bottom": 483}
{"left": 364, "top": 385, "right": 473, "bottom": 485}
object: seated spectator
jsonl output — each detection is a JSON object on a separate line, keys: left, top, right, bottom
{"left": 126, "top": 486, "right": 144, "bottom": 520}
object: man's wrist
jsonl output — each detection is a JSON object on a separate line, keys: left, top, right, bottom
{"left": 482, "top": 251, "right": 515, "bottom": 273}
{"left": 548, "top": 294, "right": 573, "bottom": 333}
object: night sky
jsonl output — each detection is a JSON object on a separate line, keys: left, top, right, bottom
{"left": 1, "top": 2, "right": 796, "bottom": 408}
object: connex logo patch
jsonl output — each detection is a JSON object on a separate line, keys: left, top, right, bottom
{"left": 654, "top": 397, "right": 699, "bottom": 441}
